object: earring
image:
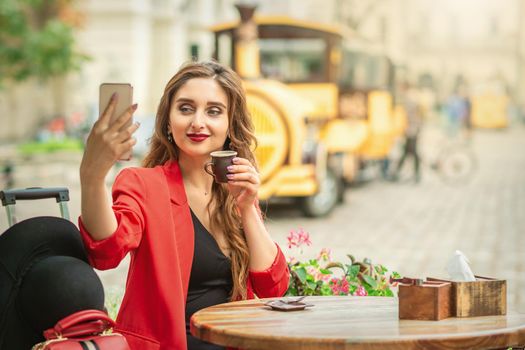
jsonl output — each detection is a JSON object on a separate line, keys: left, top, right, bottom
{"left": 167, "top": 132, "right": 173, "bottom": 143}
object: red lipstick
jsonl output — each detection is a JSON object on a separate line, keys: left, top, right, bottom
{"left": 187, "top": 133, "right": 209, "bottom": 142}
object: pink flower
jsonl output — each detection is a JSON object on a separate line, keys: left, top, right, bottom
{"left": 329, "top": 278, "right": 339, "bottom": 294}
{"left": 287, "top": 236, "right": 295, "bottom": 249}
{"left": 297, "top": 228, "right": 312, "bottom": 246}
{"left": 354, "top": 285, "right": 368, "bottom": 296}
{"left": 306, "top": 266, "right": 331, "bottom": 282}
{"left": 329, "top": 278, "right": 350, "bottom": 295}
{"left": 316, "top": 248, "right": 331, "bottom": 262}
{"left": 306, "top": 266, "right": 318, "bottom": 276}
{"left": 287, "top": 228, "right": 312, "bottom": 249}
{"left": 340, "top": 280, "right": 349, "bottom": 294}
{"left": 287, "top": 256, "right": 298, "bottom": 265}
{"left": 318, "top": 272, "right": 332, "bottom": 282}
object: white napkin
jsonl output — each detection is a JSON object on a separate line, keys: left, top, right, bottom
{"left": 446, "top": 250, "right": 476, "bottom": 282}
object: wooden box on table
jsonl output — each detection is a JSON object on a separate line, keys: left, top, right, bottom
{"left": 428, "top": 276, "right": 507, "bottom": 317}
{"left": 398, "top": 280, "right": 452, "bottom": 321}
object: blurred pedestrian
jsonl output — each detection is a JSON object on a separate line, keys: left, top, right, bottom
{"left": 445, "top": 85, "right": 470, "bottom": 139}
{"left": 392, "top": 83, "right": 423, "bottom": 183}
{"left": 461, "top": 87, "right": 472, "bottom": 141}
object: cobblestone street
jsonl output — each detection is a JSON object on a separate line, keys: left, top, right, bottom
{"left": 266, "top": 124, "right": 525, "bottom": 312}
{"left": 1, "top": 124, "right": 524, "bottom": 312}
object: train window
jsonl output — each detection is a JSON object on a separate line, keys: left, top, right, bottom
{"left": 339, "top": 50, "right": 391, "bottom": 90}
{"left": 259, "top": 38, "right": 326, "bottom": 82}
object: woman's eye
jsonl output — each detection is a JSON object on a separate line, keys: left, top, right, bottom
{"left": 179, "top": 105, "right": 194, "bottom": 114}
{"left": 208, "top": 108, "right": 222, "bottom": 116}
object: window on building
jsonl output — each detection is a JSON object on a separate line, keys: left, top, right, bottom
{"left": 190, "top": 44, "right": 199, "bottom": 60}
{"left": 339, "top": 50, "right": 391, "bottom": 90}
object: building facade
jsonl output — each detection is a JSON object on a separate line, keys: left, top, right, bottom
{"left": 1, "top": 0, "right": 523, "bottom": 142}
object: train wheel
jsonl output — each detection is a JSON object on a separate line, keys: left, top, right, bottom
{"left": 298, "top": 168, "right": 340, "bottom": 217}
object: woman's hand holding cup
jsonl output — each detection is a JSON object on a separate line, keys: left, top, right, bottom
{"left": 205, "top": 151, "right": 260, "bottom": 211}
{"left": 204, "top": 151, "right": 237, "bottom": 183}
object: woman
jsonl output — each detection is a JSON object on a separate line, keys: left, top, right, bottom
{"left": 79, "top": 61, "right": 290, "bottom": 350}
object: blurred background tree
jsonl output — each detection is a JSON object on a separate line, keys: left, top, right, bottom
{"left": 0, "top": 0, "right": 87, "bottom": 87}
{"left": 0, "top": 0, "right": 89, "bottom": 142}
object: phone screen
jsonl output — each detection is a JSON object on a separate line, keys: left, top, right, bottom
{"left": 99, "top": 83, "right": 134, "bottom": 160}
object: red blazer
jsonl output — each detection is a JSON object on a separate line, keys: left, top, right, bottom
{"left": 78, "top": 160, "right": 289, "bottom": 350}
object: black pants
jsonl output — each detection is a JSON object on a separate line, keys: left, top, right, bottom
{"left": 395, "top": 135, "right": 420, "bottom": 179}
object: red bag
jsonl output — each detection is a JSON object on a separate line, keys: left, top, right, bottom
{"left": 32, "top": 309, "right": 130, "bottom": 350}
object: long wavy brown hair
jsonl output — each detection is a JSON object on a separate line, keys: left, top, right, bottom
{"left": 142, "top": 60, "right": 257, "bottom": 300}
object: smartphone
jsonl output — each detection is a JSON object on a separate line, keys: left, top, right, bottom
{"left": 99, "top": 83, "right": 134, "bottom": 160}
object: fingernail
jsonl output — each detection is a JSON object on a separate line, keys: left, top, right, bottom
{"left": 111, "top": 92, "right": 118, "bottom": 100}
{"left": 227, "top": 174, "right": 234, "bottom": 179}
{"left": 233, "top": 157, "right": 240, "bottom": 163}
{"left": 227, "top": 166, "right": 234, "bottom": 171}
{"left": 131, "top": 103, "right": 138, "bottom": 111}
{"left": 135, "top": 121, "right": 141, "bottom": 127}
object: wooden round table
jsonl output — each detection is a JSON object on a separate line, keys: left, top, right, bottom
{"left": 190, "top": 296, "right": 525, "bottom": 350}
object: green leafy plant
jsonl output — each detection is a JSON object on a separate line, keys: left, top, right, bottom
{"left": 0, "top": 0, "right": 88, "bottom": 86}
{"left": 285, "top": 228, "right": 401, "bottom": 297}
{"left": 18, "top": 137, "right": 83, "bottom": 154}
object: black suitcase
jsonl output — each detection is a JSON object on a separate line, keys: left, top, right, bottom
{"left": 0, "top": 187, "right": 109, "bottom": 350}
{"left": 0, "top": 187, "right": 70, "bottom": 228}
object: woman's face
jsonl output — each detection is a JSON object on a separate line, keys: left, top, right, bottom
{"left": 169, "top": 78, "right": 229, "bottom": 159}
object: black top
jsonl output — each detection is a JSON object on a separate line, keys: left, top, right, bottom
{"left": 186, "top": 210, "right": 233, "bottom": 350}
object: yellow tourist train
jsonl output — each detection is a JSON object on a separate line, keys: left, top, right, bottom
{"left": 209, "top": 5, "right": 406, "bottom": 216}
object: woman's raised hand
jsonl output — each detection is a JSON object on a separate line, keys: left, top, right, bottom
{"left": 226, "top": 157, "right": 260, "bottom": 211}
{"left": 80, "top": 93, "right": 140, "bottom": 182}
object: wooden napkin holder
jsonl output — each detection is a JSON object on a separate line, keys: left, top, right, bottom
{"left": 398, "top": 279, "right": 452, "bottom": 321}
{"left": 427, "top": 276, "right": 507, "bottom": 317}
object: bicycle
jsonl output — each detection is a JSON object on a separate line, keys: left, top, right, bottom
{"left": 390, "top": 130, "right": 478, "bottom": 185}
{"left": 428, "top": 137, "right": 478, "bottom": 185}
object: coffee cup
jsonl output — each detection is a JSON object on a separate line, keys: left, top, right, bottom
{"left": 204, "top": 150, "right": 237, "bottom": 183}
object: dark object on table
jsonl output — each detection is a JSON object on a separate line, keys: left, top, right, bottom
{"left": 265, "top": 296, "right": 314, "bottom": 311}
